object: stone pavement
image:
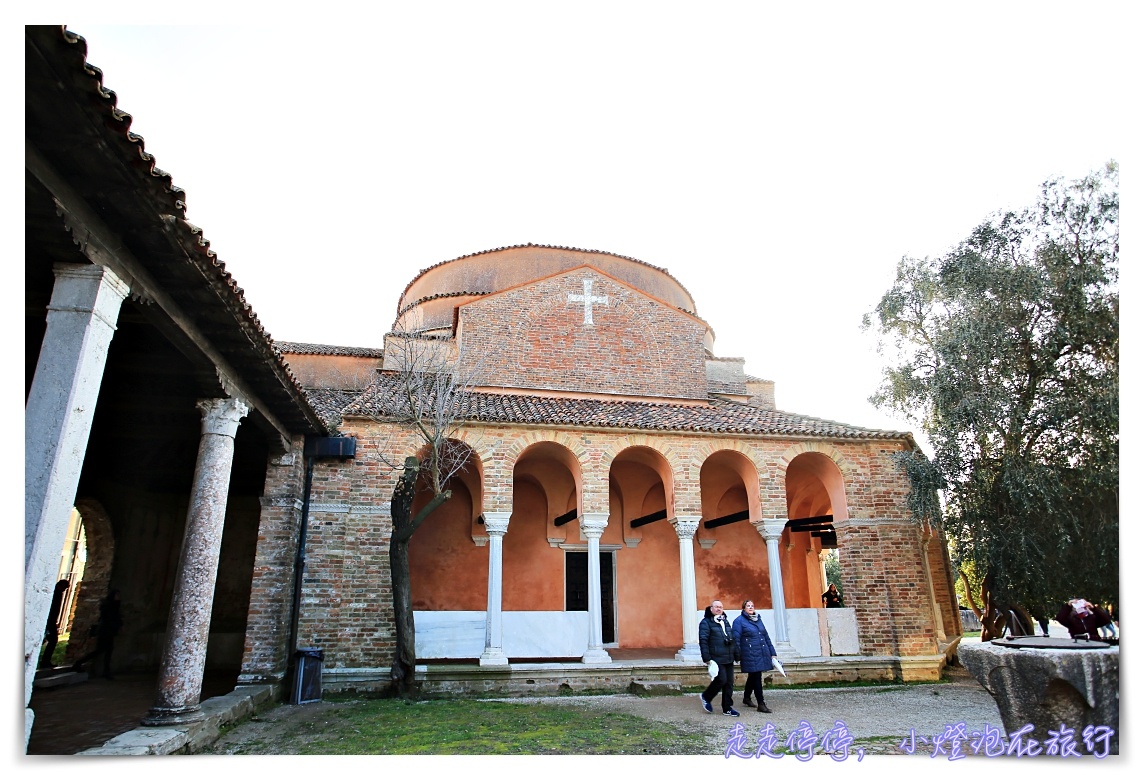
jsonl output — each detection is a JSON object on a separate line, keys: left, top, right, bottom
{"left": 25, "top": 669, "right": 238, "bottom": 755}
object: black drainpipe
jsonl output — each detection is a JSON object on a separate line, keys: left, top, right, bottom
{"left": 285, "top": 435, "right": 355, "bottom": 702}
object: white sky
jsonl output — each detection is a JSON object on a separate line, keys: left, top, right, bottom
{"left": 19, "top": 4, "right": 1138, "bottom": 448}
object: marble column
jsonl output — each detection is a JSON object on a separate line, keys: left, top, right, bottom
{"left": 670, "top": 515, "right": 702, "bottom": 662}
{"left": 579, "top": 512, "right": 612, "bottom": 664}
{"left": 479, "top": 511, "right": 511, "bottom": 666}
{"left": 754, "top": 519, "right": 796, "bottom": 654}
{"left": 818, "top": 550, "right": 830, "bottom": 596}
{"left": 143, "top": 397, "right": 249, "bottom": 725}
{"left": 24, "top": 263, "right": 129, "bottom": 738}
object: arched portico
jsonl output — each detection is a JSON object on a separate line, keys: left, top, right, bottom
{"left": 408, "top": 440, "right": 488, "bottom": 611}
{"left": 784, "top": 450, "right": 849, "bottom": 608}
{"left": 607, "top": 446, "right": 680, "bottom": 650}
{"left": 693, "top": 450, "right": 769, "bottom": 604}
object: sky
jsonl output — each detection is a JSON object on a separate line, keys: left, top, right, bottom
{"left": 20, "top": 2, "right": 1133, "bottom": 452}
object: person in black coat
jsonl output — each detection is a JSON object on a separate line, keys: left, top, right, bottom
{"left": 698, "top": 599, "right": 740, "bottom": 716}
{"left": 732, "top": 599, "right": 778, "bottom": 713}
{"left": 38, "top": 579, "right": 71, "bottom": 669}
{"left": 822, "top": 583, "right": 844, "bottom": 608}
{"left": 72, "top": 589, "right": 123, "bottom": 679}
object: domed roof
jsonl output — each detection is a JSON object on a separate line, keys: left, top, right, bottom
{"left": 394, "top": 244, "right": 699, "bottom": 334}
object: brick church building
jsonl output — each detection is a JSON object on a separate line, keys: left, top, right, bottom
{"left": 25, "top": 25, "right": 960, "bottom": 750}
{"left": 257, "top": 244, "right": 963, "bottom": 692}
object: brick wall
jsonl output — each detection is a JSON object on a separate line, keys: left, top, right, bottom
{"left": 836, "top": 519, "right": 939, "bottom": 657}
{"left": 240, "top": 439, "right": 306, "bottom": 682}
{"left": 456, "top": 269, "right": 709, "bottom": 400}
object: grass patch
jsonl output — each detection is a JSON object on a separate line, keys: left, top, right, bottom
{"left": 244, "top": 699, "right": 709, "bottom": 755}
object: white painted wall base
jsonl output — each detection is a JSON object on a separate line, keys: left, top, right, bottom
{"left": 416, "top": 611, "right": 590, "bottom": 659}
{"left": 414, "top": 608, "right": 859, "bottom": 659}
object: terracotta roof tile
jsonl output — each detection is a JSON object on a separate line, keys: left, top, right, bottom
{"left": 343, "top": 372, "right": 911, "bottom": 440}
{"left": 275, "top": 341, "right": 387, "bottom": 358}
{"left": 301, "top": 389, "right": 363, "bottom": 431}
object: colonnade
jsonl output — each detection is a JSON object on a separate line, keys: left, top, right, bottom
{"left": 26, "top": 263, "right": 252, "bottom": 734}
{"left": 474, "top": 509, "right": 796, "bottom": 666}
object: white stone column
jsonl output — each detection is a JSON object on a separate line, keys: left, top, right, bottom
{"left": 479, "top": 511, "right": 511, "bottom": 666}
{"left": 143, "top": 397, "right": 249, "bottom": 725}
{"left": 755, "top": 518, "right": 797, "bottom": 655}
{"left": 579, "top": 512, "right": 612, "bottom": 664}
{"left": 24, "top": 263, "right": 129, "bottom": 736}
{"left": 670, "top": 516, "right": 702, "bottom": 662}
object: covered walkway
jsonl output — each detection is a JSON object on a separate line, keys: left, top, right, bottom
{"left": 26, "top": 669, "right": 238, "bottom": 755}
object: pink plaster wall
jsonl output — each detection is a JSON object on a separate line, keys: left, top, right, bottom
{"left": 614, "top": 519, "right": 683, "bottom": 646}
{"left": 694, "top": 519, "right": 772, "bottom": 610}
{"left": 503, "top": 488, "right": 566, "bottom": 611}
{"left": 409, "top": 488, "right": 488, "bottom": 610}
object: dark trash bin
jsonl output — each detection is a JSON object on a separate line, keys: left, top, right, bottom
{"left": 291, "top": 647, "right": 324, "bottom": 704}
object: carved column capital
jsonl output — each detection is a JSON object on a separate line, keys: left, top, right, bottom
{"left": 752, "top": 517, "right": 788, "bottom": 542}
{"left": 579, "top": 512, "right": 608, "bottom": 540}
{"left": 197, "top": 397, "right": 250, "bottom": 437}
{"left": 483, "top": 510, "right": 510, "bottom": 536}
{"left": 669, "top": 515, "right": 700, "bottom": 540}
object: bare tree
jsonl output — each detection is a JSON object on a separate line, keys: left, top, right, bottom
{"left": 365, "top": 331, "right": 482, "bottom": 697}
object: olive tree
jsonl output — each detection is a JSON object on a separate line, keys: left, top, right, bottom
{"left": 865, "top": 163, "right": 1118, "bottom": 637}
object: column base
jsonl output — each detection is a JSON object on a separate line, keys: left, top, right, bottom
{"left": 581, "top": 646, "right": 613, "bottom": 664}
{"left": 141, "top": 704, "right": 205, "bottom": 726}
{"left": 772, "top": 641, "right": 798, "bottom": 658}
{"left": 675, "top": 643, "right": 702, "bottom": 663}
{"left": 478, "top": 648, "right": 510, "bottom": 667}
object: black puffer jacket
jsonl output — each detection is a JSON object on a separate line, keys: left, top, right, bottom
{"left": 699, "top": 614, "right": 739, "bottom": 664}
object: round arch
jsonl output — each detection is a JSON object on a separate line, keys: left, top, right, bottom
{"left": 66, "top": 498, "right": 115, "bottom": 664}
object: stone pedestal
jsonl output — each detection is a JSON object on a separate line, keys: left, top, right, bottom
{"left": 959, "top": 639, "right": 1119, "bottom": 755}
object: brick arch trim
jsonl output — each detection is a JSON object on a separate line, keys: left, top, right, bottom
{"left": 776, "top": 441, "right": 858, "bottom": 479}
{"left": 66, "top": 498, "right": 115, "bottom": 662}
{"left": 598, "top": 434, "right": 686, "bottom": 474}
{"left": 600, "top": 436, "right": 682, "bottom": 519}
{"left": 683, "top": 439, "right": 765, "bottom": 483}
{"left": 501, "top": 429, "right": 590, "bottom": 463}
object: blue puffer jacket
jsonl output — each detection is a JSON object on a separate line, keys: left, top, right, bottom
{"left": 732, "top": 611, "right": 777, "bottom": 673}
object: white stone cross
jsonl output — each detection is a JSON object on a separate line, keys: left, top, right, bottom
{"left": 567, "top": 278, "right": 609, "bottom": 325}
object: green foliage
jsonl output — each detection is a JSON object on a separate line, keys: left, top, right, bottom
{"left": 52, "top": 636, "right": 69, "bottom": 667}
{"left": 824, "top": 549, "right": 842, "bottom": 592}
{"left": 865, "top": 164, "right": 1119, "bottom": 611}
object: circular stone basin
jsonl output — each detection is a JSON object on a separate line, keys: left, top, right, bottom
{"left": 990, "top": 636, "right": 1111, "bottom": 650}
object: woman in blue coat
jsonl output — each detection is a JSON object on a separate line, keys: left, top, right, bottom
{"left": 732, "top": 599, "right": 778, "bottom": 713}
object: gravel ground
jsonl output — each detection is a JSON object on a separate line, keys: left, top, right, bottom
{"left": 206, "top": 665, "right": 1004, "bottom": 757}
